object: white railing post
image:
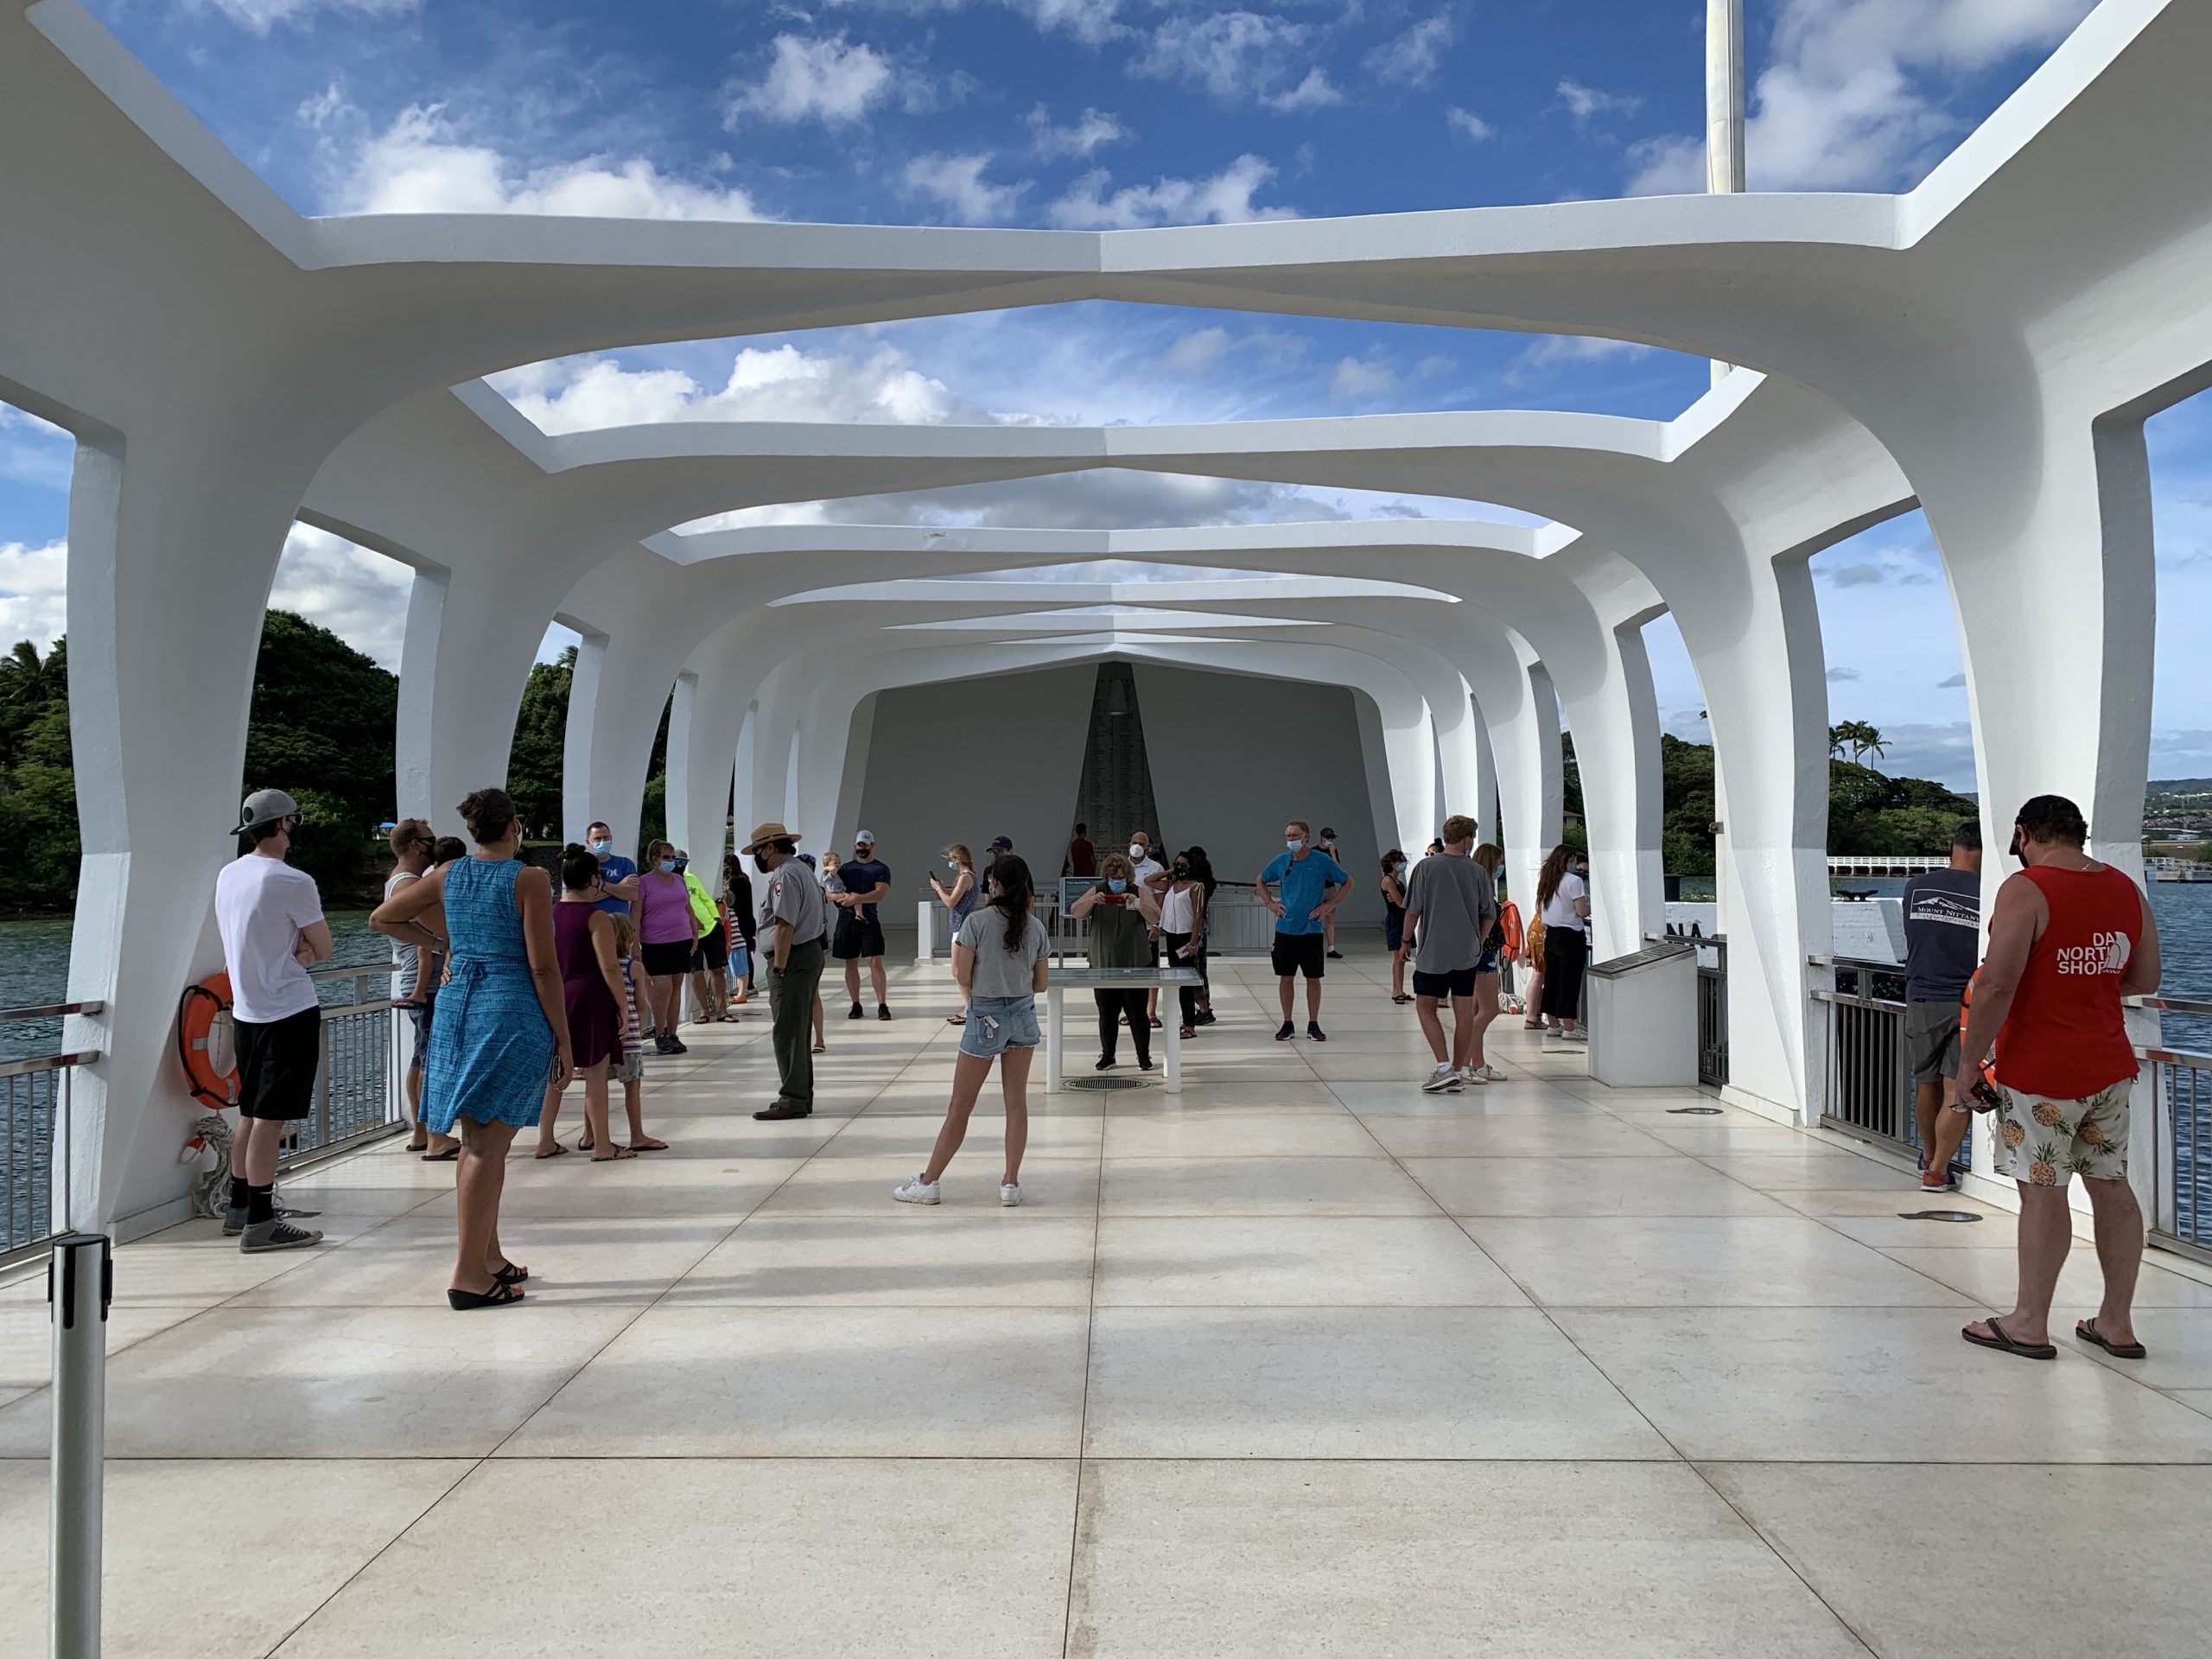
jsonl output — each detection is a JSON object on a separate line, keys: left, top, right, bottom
{"left": 915, "top": 899, "right": 934, "bottom": 963}
{"left": 48, "top": 1230, "right": 109, "bottom": 1659}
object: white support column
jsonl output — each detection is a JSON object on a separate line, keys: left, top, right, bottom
{"left": 1566, "top": 622, "right": 1667, "bottom": 960}
{"left": 392, "top": 565, "right": 448, "bottom": 824}
{"left": 732, "top": 705, "right": 757, "bottom": 841}
{"left": 562, "top": 627, "right": 611, "bottom": 849}
{"left": 1497, "top": 663, "right": 1564, "bottom": 916}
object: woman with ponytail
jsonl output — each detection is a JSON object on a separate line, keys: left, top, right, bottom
{"left": 894, "top": 854, "right": 1050, "bottom": 1208}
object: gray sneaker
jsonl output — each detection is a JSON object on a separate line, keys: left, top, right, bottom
{"left": 1421, "top": 1063, "right": 1462, "bottom": 1094}
{"left": 224, "top": 1198, "right": 322, "bottom": 1237}
{"left": 239, "top": 1217, "right": 324, "bottom": 1254}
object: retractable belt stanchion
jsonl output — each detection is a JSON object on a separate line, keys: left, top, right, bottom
{"left": 48, "top": 1231, "right": 111, "bottom": 1659}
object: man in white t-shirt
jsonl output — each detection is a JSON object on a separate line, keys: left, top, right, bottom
{"left": 213, "top": 790, "right": 333, "bottom": 1253}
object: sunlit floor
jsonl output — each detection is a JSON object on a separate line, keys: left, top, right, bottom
{"left": 6, "top": 950, "right": 2212, "bottom": 1656}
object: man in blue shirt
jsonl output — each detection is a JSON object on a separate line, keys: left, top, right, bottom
{"left": 1903, "top": 819, "right": 1983, "bottom": 1193}
{"left": 1259, "top": 817, "right": 1354, "bottom": 1041}
{"left": 586, "top": 819, "right": 639, "bottom": 918}
{"left": 831, "top": 829, "right": 894, "bottom": 1020}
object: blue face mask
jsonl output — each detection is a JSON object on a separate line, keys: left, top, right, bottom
{"left": 673, "top": 859, "right": 688, "bottom": 874}
{"left": 656, "top": 860, "right": 676, "bottom": 874}
{"left": 1107, "top": 878, "right": 1128, "bottom": 893}
{"left": 588, "top": 839, "right": 612, "bottom": 858}
{"left": 1286, "top": 837, "right": 1304, "bottom": 853}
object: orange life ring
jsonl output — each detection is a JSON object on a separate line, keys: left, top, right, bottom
{"left": 177, "top": 972, "right": 238, "bottom": 1110}
{"left": 1498, "top": 901, "right": 1525, "bottom": 963}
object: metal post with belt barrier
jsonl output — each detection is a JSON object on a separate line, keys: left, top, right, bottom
{"left": 48, "top": 1230, "right": 111, "bottom": 1659}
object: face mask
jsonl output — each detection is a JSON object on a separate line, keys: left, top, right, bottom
{"left": 589, "top": 839, "right": 612, "bottom": 858}
{"left": 753, "top": 853, "right": 772, "bottom": 874}
{"left": 1174, "top": 864, "right": 1189, "bottom": 877}
{"left": 1394, "top": 862, "right": 1407, "bottom": 875}
{"left": 947, "top": 858, "right": 958, "bottom": 870}
{"left": 1286, "top": 838, "right": 1304, "bottom": 853}
{"left": 855, "top": 847, "right": 869, "bottom": 858}
{"left": 1107, "top": 878, "right": 1128, "bottom": 894}
{"left": 673, "top": 859, "right": 688, "bottom": 874}
{"left": 656, "top": 860, "right": 676, "bottom": 874}
{"left": 1128, "top": 843, "right": 1144, "bottom": 860}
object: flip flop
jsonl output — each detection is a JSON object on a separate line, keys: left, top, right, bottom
{"left": 590, "top": 1146, "right": 638, "bottom": 1162}
{"left": 2075, "top": 1319, "right": 2147, "bottom": 1359}
{"left": 627, "top": 1137, "right": 670, "bottom": 1152}
{"left": 421, "top": 1147, "right": 460, "bottom": 1162}
{"left": 1961, "top": 1314, "right": 2056, "bottom": 1360}
{"left": 534, "top": 1142, "right": 569, "bottom": 1160}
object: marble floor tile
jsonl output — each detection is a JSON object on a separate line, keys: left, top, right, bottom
{"left": 0, "top": 1459, "right": 472, "bottom": 1659}
{"left": 1099, "top": 1154, "right": 1441, "bottom": 1217}
{"left": 1402, "top": 1155, "right": 1798, "bottom": 1218}
{"left": 0, "top": 1304, "right": 639, "bottom": 1458}
{"left": 1705, "top": 1462, "right": 2212, "bottom": 1658}
{"left": 671, "top": 1212, "right": 1098, "bottom": 1306}
{"left": 1100, "top": 1110, "right": 1383, "bottom": 1159}
{"left": 1558, "top": 1305, "right": 2212, "bottom": 1461}
{"left": 1067, "top": 1460, "right": 1867, "bottom": 1658}
{"left": 276, "top": 1459, "right": 1078, "bottom": 1659}
{"left": 1092, "top": 1215, "right": 1527, "bottom": 1306}
{"left": 1358, "top": 1113, "right": 1679, "bottom": 1159}
{"left": 1877, "top": 1245, "right": 2212, "bottom": 1312}
{"left": 1461, "top": 1215, "right": 1973, "bottom": 1306}
{"left": 0, "top": 1303, "right": 207, "bottom": 1390}
{"left": 752, "top": 1151, "right": 1099, "bottom": 1217}
{"left": 1083, "top": 1306, "right": 1669, "bottom": 1459}
{"left": 501, "top": 1306, "right": 1090, "bottom": 1457}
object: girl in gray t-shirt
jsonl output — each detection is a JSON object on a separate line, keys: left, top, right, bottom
{"left": 895, "top": 855, "right": 1049, "bottom": 1209}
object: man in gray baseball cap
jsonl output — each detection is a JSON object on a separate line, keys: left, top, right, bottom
{"left": 213, "top": 788, "right": 329, "bottom": 1251}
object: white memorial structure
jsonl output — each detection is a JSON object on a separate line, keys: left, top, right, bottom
{"left": 3, "top": 0, "right": 2206, "bottom": 1239}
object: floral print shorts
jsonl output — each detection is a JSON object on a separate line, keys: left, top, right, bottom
{"left": 1992, "top": 1077, "right": 2132, "bottom": 1185}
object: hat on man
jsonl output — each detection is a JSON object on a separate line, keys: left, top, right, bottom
{"left": 988, "top": 835, "right": 1013, "bottom": 853}
{"left": 232, "top": 788, "right": 300, "bottom": 834}
{"left": 853, "top": 830, "right": 875, "bottom": 847}
{"left": 740, "top": 820, "right": 802, "bottom": 855}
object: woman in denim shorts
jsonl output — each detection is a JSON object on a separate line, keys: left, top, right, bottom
{"left": 895, "top": 855, "right": 1049, "bottom": 1208}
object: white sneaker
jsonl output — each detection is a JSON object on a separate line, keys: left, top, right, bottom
{"left": 1474, "top": 1064, "right": 1507, "bottom": 1083}
{"left": 1456, "top": 1066, "right": 1488, "bottom": 1086}
{"left": 1000, "top": 1182, "right": 1023, "bottom": 1206}
{"left": 893, "top": 1175, "right": 940, "bottom": 1205}
{"left": 1421, "top": 1063, "right": 1461, "bottom": 1093}
{"left": 1560, "top": 1028, "right": 1590, "bottom": 1044}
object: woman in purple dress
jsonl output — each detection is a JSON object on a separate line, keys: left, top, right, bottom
{"left": 536, "top": 843, "right": 633, "bottom": 1161}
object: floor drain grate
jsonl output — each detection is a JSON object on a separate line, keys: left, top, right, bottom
{"left": 1667, "top": 1106, "right": 1724, "bottom": 1115}
{"left": 1899, "top": 1210, "right": 1983, "bottom": 1224}
{"left": 1065, "top": 1075, "right": 1153, "bottom": 1091}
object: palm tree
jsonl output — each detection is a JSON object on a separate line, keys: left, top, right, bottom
{"left": 0, "top": 639, "right": 62, "bottom": 709}
{"left": 1851, "top": 723, "right": 1887, "bottom": 762}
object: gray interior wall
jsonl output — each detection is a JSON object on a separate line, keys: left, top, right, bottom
{"left": 852, "top": 664, "right": 1097, "bottom": 906}
{"left": 1135, "top": 663, "right": 1384, "bottom": 922}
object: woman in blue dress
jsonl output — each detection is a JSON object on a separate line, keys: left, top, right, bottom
{"left": 372, "top": 787, "right": 571, "bottom": 1309}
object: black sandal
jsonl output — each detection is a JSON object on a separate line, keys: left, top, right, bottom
{"left": 448, "top": 1281, "right": 524, "bottom": 1311}
{"left": 1961, "top": 1314, "right": 2055, "bottom": 1360}
{"left": 2075, "top": 1319, "right": 2147, "bottom": 1359}
{"left": 493, "top": 1261, "right": 529, "bottom": 1286}
{"left": 421, "top": 1147, "right": 459, "bottom": 1162}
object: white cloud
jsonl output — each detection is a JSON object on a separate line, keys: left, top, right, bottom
{"left": 321, "top": 103, "right": 767, "bottom": 219}
{"left": 1045, "top": 154, "right": 1296, "bottom": 229}
{"left": 900, "top": 152, "right": 1030, "bottom": 224}
{"left": 1160, "top": 327, "right": 1230, "bottom": 373}
{"left": 1556, "top": 79, "right": 1642, "bottom": 126}
{"left": 1366, "top": 15, "right": 1454, "bottom": 89}
{"left": 0, "top": 538, "right": 67, "bottom": 651}
{"left": 494, "top": 344, "right": 990, "bottom": 434}
{"left": 1446, "top": 106, "right": 1496, "bottom": 143}
{"left": 1626, "top": 0, "right": 2097, "bottom": 194}
{"left": 1826, "top": 665, "right": 1861, "bottom": 682}
{"left": 192, "top": 0, "right": 418, "bottom": 36}
{"left": 1133, "top": 11, "right": 1339, "bottom": 111}
{"left": 0, "top": 404, "right": 73, "bottom": 493}
{"left": 270, "top": 524, "right": 415, "bottom": 670}
{"left": 724, "top": 33, "right": 913, "bottom": 128}
{"left": 1503, "top": 334, "right": 1656, "bottom": 385}
{"left": 1328, "top": 355, "right": 1397, "bottom": 400}
{"left": 1025, "top": 104, "right": 1131, "bottom": 160}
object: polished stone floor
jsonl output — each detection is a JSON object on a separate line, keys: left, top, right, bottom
{"left": 6, "top": 953, "right": 2212, "bottom": 1656}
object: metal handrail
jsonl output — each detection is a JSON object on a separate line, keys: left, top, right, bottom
{"left": 0, "top": 999, "right": 105, "bottom": 1023}
{"left": 2129, "top": 995, "right": 2212, "bottom": 1016}
{"left": 0, "top": 1051, "right": 100, "bottom": 1079}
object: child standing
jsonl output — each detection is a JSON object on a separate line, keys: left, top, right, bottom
{"left": 582, "top": 913, "right": 669, "bottom": 1154}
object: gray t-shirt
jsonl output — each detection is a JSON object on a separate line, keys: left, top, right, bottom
{"left": 759, "top": 858, "right": 829, "bottom": 946}
{"left": 957, "top": 908, "right": 1048, "bottom": 999}
{"left": 1403, "top": 852, "right": 1499, "bottom": 976}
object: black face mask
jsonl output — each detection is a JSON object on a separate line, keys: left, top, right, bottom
{"left": 1174, "top": 865, "right": 1190, "bottom": 877}
{"left": 753, "top": 852, "right": 772, "bottom": 875}
{"left": 2009, "top": 829, "right": 2027, "bottom": 868}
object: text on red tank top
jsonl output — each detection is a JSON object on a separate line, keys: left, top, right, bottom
{"left": 1992, "top": 863, "right": 2140, "bottom": 1101}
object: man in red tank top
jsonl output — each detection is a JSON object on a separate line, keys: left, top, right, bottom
{"left": 1955, "top": 795, "right": 2161, "bottom": 1362}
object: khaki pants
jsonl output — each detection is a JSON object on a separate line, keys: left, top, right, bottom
{"left": 765, "top": 938, "right": 826, "bottom": 1111}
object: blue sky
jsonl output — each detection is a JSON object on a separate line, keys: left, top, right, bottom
{"left": 3, "top": 0, "right": 2207, "bottom": 789}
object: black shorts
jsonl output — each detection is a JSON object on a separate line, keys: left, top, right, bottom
{"left": 696, "top": 926, "right": 729, "bottom": 971}
{"left": 831, "top": 913, "right": 887, "bottom": 960}
{"left": 234, "top": 1006, "right": 320, "bottom": 1122}
{"left": 1412, "top": 965, "right": 1478, "bottom": 1000}
{"left": 1271, "top": 932, "right": 1326, "bottom": 979}
{"left": 640, "top": 938, "right": 694, "bottom": 978}
{"left": 1384, "top": 910, "right": 1405, "bottom": 952}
